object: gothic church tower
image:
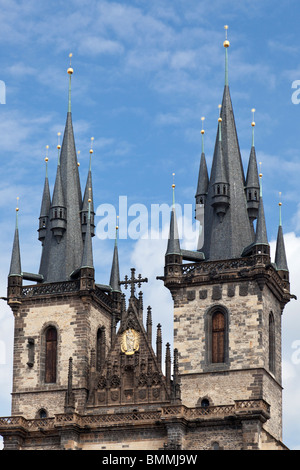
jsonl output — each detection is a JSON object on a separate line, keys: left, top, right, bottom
{"left": 163, "top": 27, "right": 294, "bottom": 450}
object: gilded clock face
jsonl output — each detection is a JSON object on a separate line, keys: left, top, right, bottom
{"left": 120, "top": 328, "right": 139, "bottom": 355}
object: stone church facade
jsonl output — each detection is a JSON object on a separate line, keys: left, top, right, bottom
{"left": 0, "top": 34, "right": 294, "bottom": 450}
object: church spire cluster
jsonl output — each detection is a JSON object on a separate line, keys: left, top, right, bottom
{"left": 8, "top": 54, "right": 117, "bottom": 289}
{"left": 165, "top": 25, "right": 289, "bottom": 279}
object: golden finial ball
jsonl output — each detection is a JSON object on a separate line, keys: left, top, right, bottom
{"left": 90, "top": 149, "right": 93, "bottom": 154}
{"left": 279, "top": 202, "right": 282, "bottom": 206}
{"left": 16, "top": 207, "right": 19, "bottom": 212}
{"left": 57, "top": 144, "right": 61, "bottom": 150}
{"left": 259, "top": 173, "right": 263, "bottom": 178}
{"left": 45, "top": 157, "right": 49, "bottom": 162}
{"left": 201, "top": 129, "right": 205, "bottom": 135}
{"left": 88, "top": 198, "right": 92, "bottom": 203}
{"left": 223, "top": 40, "right": 230, "bottom": 48}
{"left": 251, "top": 121, "right": 255, "bottom": 127}
{"left": 116, "top": 225, "right": 119, "bottom": 230}
{"left": 67, "top": 67, "right": 73, "bottom": 75}
{"left": 172, "top": 184, "right": 176, "bottom": 189}
{"left": 77, "top": 162, "right": 80, "bottom": 167}
{"left": 218, "top": 117, "right": 222, "bottom": 122}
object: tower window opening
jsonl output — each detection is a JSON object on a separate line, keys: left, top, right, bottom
{"left": 201, "top": 398, "right": 210, "bottom": 408}
{"left": 212, "top": 311, "right": 225, "bottom": 363}
{"left": 38, "top": 409, "right": 48, "bottom": 419}
{"left": 45, "top": 326, "right": 57, "bottom": 384}
{"left": 269, "top": 313, "right": 275, "bottom": 374}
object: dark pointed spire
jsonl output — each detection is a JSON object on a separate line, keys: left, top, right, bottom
{"left": 81, "top": 138, "right": 95, "bottom": 240}
{"left": 195, "top": 117, "right": 209, "bottom": 205}
{"left": 39, "top": 56, "right": 84, "bottom": 282}
{"left": 109, "top": 222, "right": 121, "bottom": 292}
{"left": 255, "top": 169, "right": 268, "bottom": 246}
{"left": 210, "top": 107, "right": 230, "bottom": 223}
{"left": 166, "top": 175, "right": 181, "bottom": 256}
{"left": 202, "top": 28, "right": 253, "bottom": 260}
{"left": 9, "top": 200, "right": 22, "bottom": 277}
{"left": 50, "top": 143, "right": 67, "bottom": 244}
{"left": 275, "top": 197, "right": 288, "bottom": 272}
{"left": 81, "top": 192, "right": 94, "bottom": 269}
{"left": 38, "top": 148, "right": 51, "bottom": 245}
{"left": 245, "top": 110, "right": 260, "bottom": 231}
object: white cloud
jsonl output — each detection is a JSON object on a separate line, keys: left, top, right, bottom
{"left": 78, "top": 36, "right": 124, "bottom": 56}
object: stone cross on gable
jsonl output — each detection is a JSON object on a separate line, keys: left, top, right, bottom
{"left": 120, "top": 268, "right": 148, "bottom": 298}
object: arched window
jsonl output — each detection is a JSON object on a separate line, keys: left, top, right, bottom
{"left": 201, "top": 398, "right": 210, "bottom": 408}
{"left": 212, "top": 442, "right": 220, "bottom": 450}
{"left": 38, "top": 409, "right": 48, "bottom": 419}
{"left": 212, "top": 311, "right": 225, "bottom": 363}
{"left": 45, "top": 327, "right": 57, "bottom": 383}
{"left": 269, "top": 313, "right": 275, "bottom": 374}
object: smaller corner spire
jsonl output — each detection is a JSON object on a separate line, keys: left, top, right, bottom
{"left": 38, "top": 147, "right": 51, "bottom": 245}
{"left": 195, "top": 117, "right": 209, "bottom": 206}
{"left": 81, "top": 137, "right": 95, "bottom": 239}
{"left": 254, "top": 165, "right": 269, "bottom": 247}
{"left": 166, "top": 173, "right": 181, "bottom": 256}
{"left": 81, "top": 188, "right": 94, "bottom": 269}
{"left": 223, "top": 25, "right": 230, "bottom": 86}
{"left": 211, "top": 106, "right": 230, "bottom": 222}
{"left": 109, "top": 216, "right": 121, "bottom": 293}
{"left": 275, "top": 194, "right": 289, "bottom": 273}
{"left": 67, "top": 53, "right": 73, "bottom": 113}
{"left": 9, "top": 197, "right": 22, "bottom": 277}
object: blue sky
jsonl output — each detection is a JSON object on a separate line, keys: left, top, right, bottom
{"left": 1, "top": 0, "right": 300, "bottom": 449}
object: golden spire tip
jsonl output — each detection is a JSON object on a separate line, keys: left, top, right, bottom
{"left": 68, "top": 53, "right": 73, "bottom": 75}
{"left": 223, "top": 25, "right": 230, "bottom": 48}
{"left": 251, "top": 108, "right": 256, "bottom": 127}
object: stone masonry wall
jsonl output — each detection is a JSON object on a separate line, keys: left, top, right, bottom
{"left": 173, "top": 279, "right": 283, "bottom": 442}
{"left": 11, "top": 293, "right": 112, "bottom": 419}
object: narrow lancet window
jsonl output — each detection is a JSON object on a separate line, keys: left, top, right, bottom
{"left": 269, "top": 313, "right": 275, "bottom": 374}
{"left": 45, "top": 327, "right": 57, "bottom": 383}
{"left": 212, "top": 312, "right": 225, "bottom": 363}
